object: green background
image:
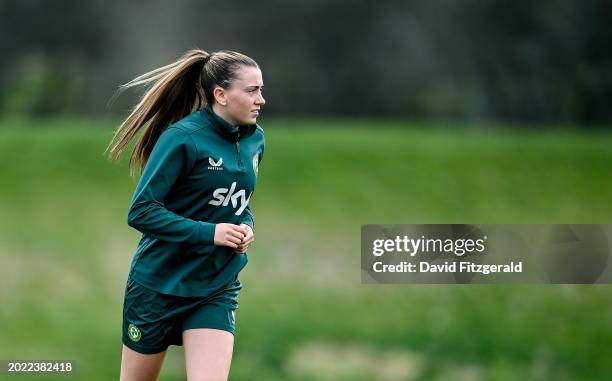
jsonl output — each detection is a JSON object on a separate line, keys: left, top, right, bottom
{"left": 1, "top": 118, "right": 611, "bottom": 380}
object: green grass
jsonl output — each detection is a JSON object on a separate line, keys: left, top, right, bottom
{"left": 1, "top": 117, "right": 612, "bottom": 380}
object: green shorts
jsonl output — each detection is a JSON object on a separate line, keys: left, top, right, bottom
{"left": 122, "top": 276, "right": 241, "bottom": 354}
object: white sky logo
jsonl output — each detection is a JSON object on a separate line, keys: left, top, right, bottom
{"left": 209, "top": 182, "right": 252, "bottom": 215}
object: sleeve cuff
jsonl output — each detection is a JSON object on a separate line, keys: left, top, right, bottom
{"left": 198, "top": 222, "right": 216, "bottom": 244}
{"left": 241, "top": 220, "right": 254, "bottom": 231}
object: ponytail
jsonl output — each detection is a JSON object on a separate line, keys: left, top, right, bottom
{"left": 106, "top": 48, "right": 259, "bottom": 176}
{"left": 106, "top": 49, "right": 209, "bottom": 176}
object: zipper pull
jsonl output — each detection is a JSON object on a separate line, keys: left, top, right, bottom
{"left": 236, "top": 142, "right": 244, "bottom": 170}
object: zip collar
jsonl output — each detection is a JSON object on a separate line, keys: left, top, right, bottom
{"left": 202, "top": 105, "right": 257, "bottom": 142}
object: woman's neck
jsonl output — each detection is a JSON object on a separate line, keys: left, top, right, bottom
{"left": 211, "top": 103, "right": 237, "bottom": 127}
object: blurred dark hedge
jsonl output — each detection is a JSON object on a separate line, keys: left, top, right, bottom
{"left": 1, "top": 0, "right": 610, "bottom": 125}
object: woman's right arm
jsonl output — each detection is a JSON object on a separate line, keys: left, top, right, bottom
{"left": 127, "top": 127, "right": 216, "bottom": 244}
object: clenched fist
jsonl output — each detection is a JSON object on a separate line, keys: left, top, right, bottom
{"left": 214, "top": 223, "right": 247, "bottom": 249}
{"left": 235, "top": 224, "right": 254, "bottom": 253}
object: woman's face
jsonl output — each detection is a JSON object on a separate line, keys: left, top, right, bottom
{"left": 220, "top": 66, "right": 265, "bottom": 126}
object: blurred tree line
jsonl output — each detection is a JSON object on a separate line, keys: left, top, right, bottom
{"left": 1, "top": 0, "right": 610, "bottom": 125}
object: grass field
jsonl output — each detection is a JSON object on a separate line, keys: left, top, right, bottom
{"left": 1, "top": 118, "right": 612, "bottom": 380}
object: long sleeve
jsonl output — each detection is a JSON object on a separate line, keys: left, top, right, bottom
{"left": 127, "top": 127, "right": 215, "bottom": 244}
{"left": 241, "top": 205, "right": 255, "bottom": 230}
{"left": 240, "top": 135, "right": 264, "bottom": 230}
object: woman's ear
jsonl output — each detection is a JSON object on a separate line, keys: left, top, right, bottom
{"left": 213, "top": 87, "right": 227, "bottom": 106}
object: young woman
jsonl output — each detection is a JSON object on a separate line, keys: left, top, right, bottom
{"left": 107, "top": 49, "right": 266, "bottom": 381}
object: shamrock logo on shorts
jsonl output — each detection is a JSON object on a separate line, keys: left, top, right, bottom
{"left": 128, "top": 323, "right": 142, "bottom": 342}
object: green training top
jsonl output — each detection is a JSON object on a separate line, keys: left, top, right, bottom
{"left": 126, "top": 105, "right": 265, "bottom": 297}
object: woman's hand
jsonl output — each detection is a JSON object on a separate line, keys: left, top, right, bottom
{"left": 214, "top": 223, "right": 246, "bottom": 249}
{"left": 235, "top": 224, "right": 254, "bottom": 253}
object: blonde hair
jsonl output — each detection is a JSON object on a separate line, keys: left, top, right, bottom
{"left": 106, "top": 48, "right": 258, "bottom": 175}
